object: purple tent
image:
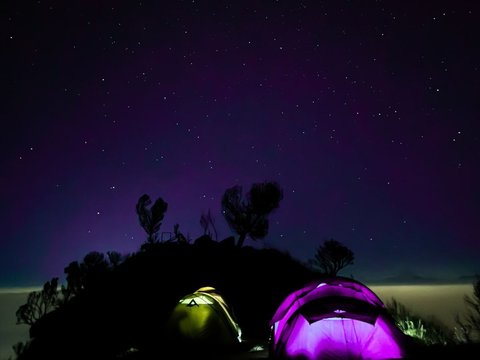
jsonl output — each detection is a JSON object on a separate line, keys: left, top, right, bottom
{"left": 269, "top": 277, "right": 409, "bottom": 359}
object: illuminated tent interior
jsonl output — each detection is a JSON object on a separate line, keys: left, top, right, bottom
{"left": 269, "top": 277, "right": 409, "bottom": 359}
{"left": 165, "top": 286, "right": 242, "bottom": 350}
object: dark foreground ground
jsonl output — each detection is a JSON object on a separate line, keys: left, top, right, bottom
{"left": 121, "top": 340, "right": 480, "bottom": 360}
{"left": 228, "top": 343, "right": 480, "bottom": 360}
{"left": 404, "top": 342, "right": 480, "bottom": 360}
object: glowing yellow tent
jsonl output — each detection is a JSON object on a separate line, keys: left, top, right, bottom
{"left": 165, "top": 287, "right": 242, "bottom": 350}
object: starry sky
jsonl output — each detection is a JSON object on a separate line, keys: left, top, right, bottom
{"left": 1, "top": 0, "right": 479, "bottom": 287}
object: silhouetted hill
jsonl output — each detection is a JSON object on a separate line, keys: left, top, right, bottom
{"left": 19, "top": 240, "right": 319, "bottom": 359}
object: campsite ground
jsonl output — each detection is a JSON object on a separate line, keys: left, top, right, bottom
{"left": 228, "top": 341, "right": 269, "bottom": 359}
{"left": 229, "top": 349, "right": 268, "bottom": 360}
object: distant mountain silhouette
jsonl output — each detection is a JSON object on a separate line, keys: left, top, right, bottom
{"left": 455, "top": 274, "right": 478, "bottom": 283}
{"left": 369, "top": 271, "right": 442, "bottom": 285}
{"left": 373, "top": 272, "right": 479, "bottom": 285}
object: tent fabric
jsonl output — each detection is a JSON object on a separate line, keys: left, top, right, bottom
{"left": 165, "top": 286, "right": 242, "bottom": 348}
{"left": 269, "top": 277, "right": 409, "bottom": 359}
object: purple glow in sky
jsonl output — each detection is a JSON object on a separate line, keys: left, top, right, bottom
{"left": 1, "top": 1, "right": 479, "bottom": 286}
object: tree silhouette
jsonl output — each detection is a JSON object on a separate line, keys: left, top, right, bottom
{"left": 11, "top": 340, "right": 30, "bottom": 359}
{"left": 63, "top": 251, "right": 119, "bottom": 298}
{"left": 200, "top": 209, "right": 218, "bottom": 240}
{"left": 136, "top": 193, "right": 168, "bottom": 243}
{"left": 107, "top": 250, "right": 123, "bottom": 268}
{"left": 63, "top": 260, "right": 83, "bottom": 298}
{"left": 173, "top": 223, "right": 188, "bottom": 243}
{"left": 16, "top": 278, "right": 60, "bottom": 326}
{"left": 456, "top": 275, "right": 480, "bottom": 342}
{"left": 221, "top": 181, "right": 283, "bottom": 247}
{"left": 311, "top": 239, "right": 354, "bottom": 276}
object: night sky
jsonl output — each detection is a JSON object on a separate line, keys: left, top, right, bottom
{"left": 2, "top": 1, "right": 479, "bottom": 287}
